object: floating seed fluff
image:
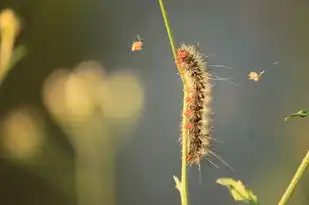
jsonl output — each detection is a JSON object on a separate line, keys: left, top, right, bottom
{"left": 176, "top": 43, "right": 213, "bottom": 166}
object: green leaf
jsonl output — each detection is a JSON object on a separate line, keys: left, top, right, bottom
{"left": 0, "top": 45, "right": 26, "bottom": 87}
{"left": 217, "top": 178, "right": 259, "bottom": 205}
{"left": 285, "top": 109, "right": 309, "bottom": 122}
{"left": 0, "top": 44, "right": 27, "bottom": 81}
{"left": 6, "top": 45, "right": 27, "bottom": 72}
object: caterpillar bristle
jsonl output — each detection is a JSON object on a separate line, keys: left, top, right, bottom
{"left": 176, "top": 43, "right": 213, "bottom": 166}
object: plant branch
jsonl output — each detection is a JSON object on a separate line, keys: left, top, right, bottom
{"left": 158, "top": 1, "right": 189, "bottom": 205}
{"left": 278, "top": 150, "right": 309, "bottom": 205}
{"left": 158, "top": 0, "right": 185, "bottom": 85}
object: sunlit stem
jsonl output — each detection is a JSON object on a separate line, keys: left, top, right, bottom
{"left": 158, "top": 1, "right": 189, "bottom": 205}
{"left": 278, "top": 150, "right": 309, "bottom": 205}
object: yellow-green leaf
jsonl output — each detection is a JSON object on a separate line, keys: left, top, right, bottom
{"left": 3, "top": 45, "right": 26, "bottom": 74}
{"left": 217, "top": 178, "right": 259, "bottom": 205}
{"left": 173, "top": 175, "right": 181, "bottom": 191}
{"left": 285, "top": 109, "right": 309, "bottom": 122}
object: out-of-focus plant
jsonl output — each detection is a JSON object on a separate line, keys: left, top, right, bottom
{"left": 1, "top": 106, "right": 46, "bottom": 163}
{"left": 0, "top": 7, "right": 144, "bottom": 205}
{"left": 42, "top": 61, "right": 144, "bottom": 205}
{"left": 0, "top": 8, "right": 26, "bottom": 86}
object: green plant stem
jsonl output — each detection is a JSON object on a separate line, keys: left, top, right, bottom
{"left": 158, "top": 0, "right": 176, "bottom": 59}
{"left": 158, "top": 0, "right": 185, "bottom": 85}
{"left": 158, "top": 1, "right": 189, "bottom": 205}
{"left": 278, "top": 150, "right": 309, "bottom": 205}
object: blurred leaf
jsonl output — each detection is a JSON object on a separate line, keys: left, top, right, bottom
{"left": 285, "top": 109, "right": 309, "bottom": 122}
{"left": 0, "top": 45, "right": 26, "bottom": 84}
{"left": 6, "top": 44, "right": 26, "bottom": 71}
{"left": 217, "top": 178, "right": 259, "bottom": 205}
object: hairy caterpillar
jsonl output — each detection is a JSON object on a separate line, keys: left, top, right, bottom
{"left": 176, "top": 43, "right": 233, "bottom": 171}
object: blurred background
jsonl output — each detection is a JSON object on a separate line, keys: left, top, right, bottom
{"left": 0, "top": 0, "right": 308, "bottom": 205}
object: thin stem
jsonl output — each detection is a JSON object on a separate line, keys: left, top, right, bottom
{"left": 158, "top": 0, "right": 185, "bottom": 84}
{"left": 278, "top": 150, "right": 309, "bottom": 205}
{"left": 158, "top": 1, "right": 189, "bottom": 205}
{"left": 180, "top": 98, "right": 189, "bottom": 205}
{"left": 158, "top": 0, "right": 177, "bottom": 59}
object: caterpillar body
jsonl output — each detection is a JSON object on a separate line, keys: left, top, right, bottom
{"left": 176, "top": 43, "right": 213, "bottom": 166}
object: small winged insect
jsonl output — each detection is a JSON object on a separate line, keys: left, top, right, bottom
{"left": 131, "top": 35, "right": 144, "bottom": 52}
{"left": 248, "top": 70, "right": 265, "bottom": 82}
